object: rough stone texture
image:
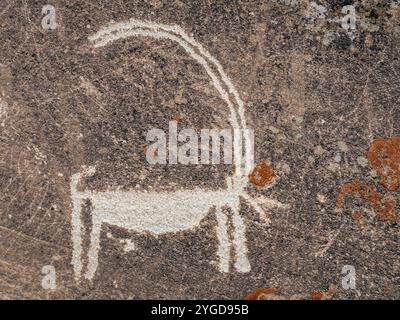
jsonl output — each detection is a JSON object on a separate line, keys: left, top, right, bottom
{"left": 0, "top": 0, "right": 399, "bottom": 299}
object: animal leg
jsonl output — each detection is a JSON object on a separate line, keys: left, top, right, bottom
{"left": 215, "top": 206, "right": 231, "bottom": 273}
{"left": 84, "top": 216, "right": 102, "bottom": 280}
{"left": 231, "top": 203, "right": 251, "bottom": 273}
{"left": 71, "top": 198, "right": 83, "bottom": 280}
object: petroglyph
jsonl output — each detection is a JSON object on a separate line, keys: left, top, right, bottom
{"left": 71, "top": 19, "right": 288, "bottom": 281}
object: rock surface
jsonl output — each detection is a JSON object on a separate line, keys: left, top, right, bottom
{"left": 0, "top": 0, "right": 399, "bottom": 299}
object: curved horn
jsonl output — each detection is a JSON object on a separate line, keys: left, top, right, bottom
{"left": 88, "top": 19, "right": 252, "bottom": 176}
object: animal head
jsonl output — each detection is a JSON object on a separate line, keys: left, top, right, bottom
{"left": 225, "top": 175, "right": 272, "bottom": 224}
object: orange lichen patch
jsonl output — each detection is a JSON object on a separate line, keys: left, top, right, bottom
{"left": 248, "top": 161, "right": 275, "bottom": 187}
{"left": 244, "top": 288, "right": 278, "bottom": 300}
{"left": 384, "top": 281, "right": 392, "bottom": 294}
{"left": 311, "top": 285, "right": 337, "bottom": 300}
{"left": 351, "top": 211, "right": 365, "bottom": 230}
{"left": 336, "top": 180, "right": 399, "bottom": 224}
{"left": 246, "top": 286, "right": 337, "bottom": 301}
{"left": 373, "top": 196, "right": 397, "bottom": 223}
{"left": 366, "top": 137, "right": 400, "bottom": 192}
{"left": 228, "top": 93, "right": 236, "bottom": 104}
{"left": 336, "top": 179, "right": 364, "bottom": 208}
{"left": 173, "top": 114, "right": 186, "bottom": 122}
{"left": 310, "top": 292, "right": 324, "bottom": 300}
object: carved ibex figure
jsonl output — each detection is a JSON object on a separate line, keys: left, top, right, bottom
{"left": 71, "top": 19, "right": 288, "bottom": 281}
